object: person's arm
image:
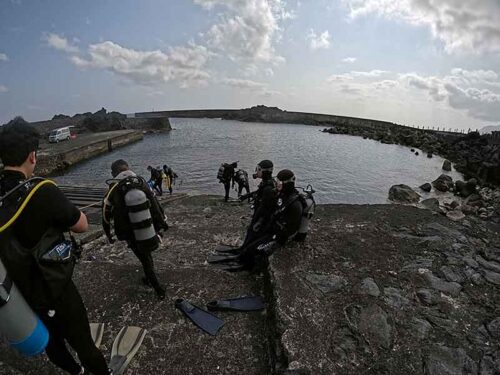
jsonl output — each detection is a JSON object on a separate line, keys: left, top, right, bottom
{"left": 254, "top": 185, "right": 276, "bottom": 221}
{"left": 102, "top": 189, "right": 114, "bottom": 241}
{"left": 141, "top": 178, "right": 168, "bottom": 230}
{"left": 275, "top": 201, "right": 303, "bottom": 244}
{"left": 71, "top": 212, "right": 88, "bottom": 233}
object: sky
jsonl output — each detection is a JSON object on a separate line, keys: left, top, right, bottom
{"left": 0, "top": 0, "right": 499, "bottom": 130}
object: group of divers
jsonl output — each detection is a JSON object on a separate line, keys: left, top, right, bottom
{"left": 0, "top": 120, "right": 315, "bottom": 374}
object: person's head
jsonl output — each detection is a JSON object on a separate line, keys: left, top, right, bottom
{"left": 111, "top": 159, "right": 129, "bottom": 177}
{"left": 163, "top": 164, "right": 168, "bottom": 170}
{"left": 276, "top": 169, "right": 296, "bottom": 195}
{"left": 253, "top": 159, "right": 273, "bottom": 179}
{"left": 147, "top": 165, "right": 152, "bottom": 171}
{"left": 0, "top": 118, "right": 39, "bottom": 177}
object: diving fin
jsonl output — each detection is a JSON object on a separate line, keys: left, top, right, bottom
{"left": 109, "top": 326, "right": 147, "bottom": 375}
{"left": 207, "top": 253, "right": 240, "bottom": 264}
{"left": 215, "top": 261, "right": 247, "bottom": 272}
{"left": 175, "top": 299, "right": 224, "bottom": 336}
{"left": 215, "top": 244, "right": 241, "bottom": 254}
{"left": 207, "top": 296, "right": 265, "bottom": 312}
{"left": 89, "top": 323, "right": 105, "bottom": 348}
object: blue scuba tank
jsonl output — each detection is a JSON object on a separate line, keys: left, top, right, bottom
{"left": 0, "top": 259, "right": 49, "bottom": 356}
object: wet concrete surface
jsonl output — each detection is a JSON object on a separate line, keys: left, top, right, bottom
{"left": 1, "top": 197, "right": 500, "bottom": 374}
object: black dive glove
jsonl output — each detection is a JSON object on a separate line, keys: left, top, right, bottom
{"left": 257, "top": 240, "right": 279, "bottom": 256}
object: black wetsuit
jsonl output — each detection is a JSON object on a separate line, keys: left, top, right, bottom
{"left": 239, "top": 189, "right": 303, "bottom": 269}
{"left": 221, "top": 164, "right": 236, "bottom": 202}
{"left": 0, "top": 171, "right": 109, "bottom": 375}
{"left": 234, "top": 170, "right": 250, "bottom": 197}
{"left": 102, "top": 172, "right": 168, "bottom": 297}
{"left": 241, "top": 176, "right": 277, "bottom": 247}
{"left": 149, "top": 168, "right": 163, "bottom": 196}
{"left": 162, "top": 166, "right": 177, "bottom": 195}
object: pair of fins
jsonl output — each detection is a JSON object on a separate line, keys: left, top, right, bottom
{"left": 175, "top": 296, "right": 265, "bottom": 336}
{"left": 89, "top": 323, "right": 147, "bottom": 375}
{"left": 207, "top": 244, "right": 246, "bottom": 272}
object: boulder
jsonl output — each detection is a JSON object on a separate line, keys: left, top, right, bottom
{"left": 432, "top": 174, "right": 454, "bottom": 192}
{"left": 447, "top": 210, "right": 465, "bottom": 221}
{"left": 388, "top": 185, "right": 421, "bottom": 204}
{"left": 420, "top": 183, "right": 432, "bottom": 192}
{"left": 442, "top": 160, "right": 452, "bottom": 171}
{"left": 421, "top": 198, "right": 440, "bottom": 212}
{"left": 455, "top": 179, "right": 477, "bottom": 197}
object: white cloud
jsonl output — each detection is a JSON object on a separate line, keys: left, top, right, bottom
{"left": 0, "top": 85, "right": 8, "bottom": 93}
{"left": 342, "top": 0, "right": 500, "bottom": 54}
{"left": 194, "top": 0, "right": 289, "bottom": 64}
{"left": 342, "top": 57, "right": 357, "bottom": 63}
{"left": 70, "top": 41, "right": 212, "bottom": 88}
{"left": 327, "top": 67, "right": 500, "bottom": 121}
{"left": 220, "top": 77, "right": 281, "bottom": 97}
{"left": 0, "top": 53, "right": 8, "bottom": 61}
{"left": 399, "top": 70, "right": 500, "bottom": 121}
{"left": 307, "top": 29, "right": 331, "bottom": 50}
{"left": 43, "top": 33, "right": 79, "bottom": 53}
{"left": 221, "top": 78, "right": 267, "bottom": 90}
{"left": 327, "top": 69, "right": 388, "bottom": 82}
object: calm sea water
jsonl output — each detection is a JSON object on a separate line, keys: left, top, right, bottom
{"left": 53, "top": 118, "right": 462, "bottom": 204}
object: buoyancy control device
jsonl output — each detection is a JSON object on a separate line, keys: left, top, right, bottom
{"left": 117, "top": 177, "right": 160, "bottom": 252}
{"left": 0, "top": 179, "right": 52, "bottom": 356}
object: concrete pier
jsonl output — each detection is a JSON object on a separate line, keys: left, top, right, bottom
{"left": 35, "top": 130, "right": 143, "bottom": 176}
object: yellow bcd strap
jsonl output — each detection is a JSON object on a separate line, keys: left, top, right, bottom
{"left": 0, "top": 180, "right": 57, "bottom": 233}
{"left": 102, "top": 182, "right": 119, "bottom": 224}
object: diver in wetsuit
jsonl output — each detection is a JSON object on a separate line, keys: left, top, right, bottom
{"left": 233, "top": 169, "right": 250, "bottom": 198}
{"left": 162, "top": 165, "right": 178, "bottom": 195}
{"left": 240, "top": 160, "right": 277, "bottom": 248}
{"left": 147, "top": 166, "right": 163, "bottom": 196}
{"left": 218, "top": 162, "right": 237, "bottom": 202}
{"left": 238, "top": 169, "right": 304, "bottom": 270}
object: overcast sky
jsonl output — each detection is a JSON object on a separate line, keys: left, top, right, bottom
{"left": 1, "top": 0, "right": 499, "bottom": 129}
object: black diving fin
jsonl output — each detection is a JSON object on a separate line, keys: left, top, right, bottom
{"left": 215, "top": 244, "right": 241, "bottom": 254}
{"left": 214, "top": 261, "right": 247, "bottom": 272}
{"left": 207, "top": 253, "right": 240, "bottom": 264}
{"left": 175, "top": 299, "right": 224, "bottom": 336}
{"left": 206, "top": 296, "right": 266, "bottom": 312}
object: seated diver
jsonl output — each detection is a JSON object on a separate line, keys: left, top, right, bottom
{"left": 213, "top": 169, "right": 304, "bottom": 271}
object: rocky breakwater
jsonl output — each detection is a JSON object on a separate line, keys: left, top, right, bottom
{"left": 31, "top": 107, "right": 171, "bottom": 136}
{"left": 323, "top": 125, "right": 500, "bottom": 187}
{"left": 389, "top": 159, "right": 500, "bottom": 224}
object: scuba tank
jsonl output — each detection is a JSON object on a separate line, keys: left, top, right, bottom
{"left": 120, "top": 177, "right": 160, "bottom": 252}
{"left": 0, "top": 259, "right": 49, "bottom": 356}
{"left": 295, "top": 185, "right": 316, "bottom": 242}
{"left": 217, "top": 163, "right": 227, "bottom": 181}
{"left": 0, "top": 178, "right": 52, "bottom": 356}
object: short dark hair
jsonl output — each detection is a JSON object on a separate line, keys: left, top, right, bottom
{"left": 0, "top": 118, "right": 39, "bottom": 167}
{"left": 111, "top": 159, "right": 129, "bottom": 177}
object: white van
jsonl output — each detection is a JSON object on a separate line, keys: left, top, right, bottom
{"left": 49, "top": 127, "right": 71, "bottom": 143}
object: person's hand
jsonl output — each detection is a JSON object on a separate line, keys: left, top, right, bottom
{"left": 257, "top": 240, "right": 278, "bottom": 256}
{"left": 252, "top": 219, "right": 262, "bottom": 232}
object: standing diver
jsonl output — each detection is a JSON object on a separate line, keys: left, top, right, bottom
{"left": 147, "top": 165, "right": 163, "bottom": 196}
{"left": 102, "top": 160, "right": 169, "bottom": 300}
{"left": 0, "top": 120, "right": 111, "bottom": 374}
{"left": 212, "top": 169, "right": 304, "bottom": 271}
{"left": 162, "top": 164, "right": 178, "bottom": 195}
{"left": 217, "top": 162, "right": 237, "bottom": 202}
{"left": 233, "top": 168, "right": 250, "bottom": 199}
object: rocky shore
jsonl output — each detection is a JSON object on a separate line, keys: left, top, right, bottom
{"left": 1, "top": 195, "right": 499, "bottom": 374}
{"left": 323, "top": 123, "right": 500, "bottom": 225}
